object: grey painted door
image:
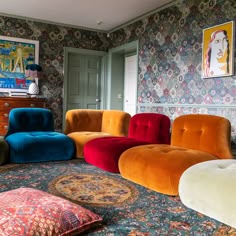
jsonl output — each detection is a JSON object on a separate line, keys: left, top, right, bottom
{"left": 67, "top": 53, "right": 101, "bottom": 109}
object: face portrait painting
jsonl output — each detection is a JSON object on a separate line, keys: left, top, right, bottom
{"left": 202, "top": 21, "right": 234, "bottom": 78}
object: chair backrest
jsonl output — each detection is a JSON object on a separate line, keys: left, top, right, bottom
{"left": 5, "top": 108, "right": 54, "bottom": 137}
{"left": 128, "top": 113, "right": 171, "bottom": 144}
{"left": 171, "top": 114, "right": 233, "bottom": 159}
{"left": 64, "top": 109, "right": 104, "bottom": 134}
{"left": 64, "top": 109, "right": 131, "bottom": 136}
{"left": 101, "top": 110, "right": 131, "bottom": 136}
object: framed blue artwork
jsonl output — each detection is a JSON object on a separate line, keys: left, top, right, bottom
{"left": 0, "top": 36, "right": 39, "bottom": 93}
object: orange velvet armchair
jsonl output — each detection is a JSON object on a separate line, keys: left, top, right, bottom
{"left": 64, "top": 109, "right": 131, "bottom": 157}
{"left": 118, "top": 114, "right": 233, "bottom": 196}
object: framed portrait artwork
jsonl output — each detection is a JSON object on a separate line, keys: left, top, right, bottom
{"left": 202, "top": 21, "right": 235, "bottom": 79}
{"left": 0, "top": 36, "right": 39, "bottom": 93}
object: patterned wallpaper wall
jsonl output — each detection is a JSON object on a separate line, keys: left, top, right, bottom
{"left": 110, "top": 0, "right": 236, "bottom": 142}
{"left": 0, "top": 0, "right": 236, "bottom": 142}
{"left": 0, "top": 16, "right": 110, "bottom": 129}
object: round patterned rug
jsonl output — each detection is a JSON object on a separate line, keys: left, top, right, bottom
{"left": 48, "top": 173, "right": 139, "bottom": 207}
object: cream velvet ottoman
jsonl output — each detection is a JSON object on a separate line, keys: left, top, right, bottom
{"left": 179, "top": 159, "right": 236, "bottom": 228}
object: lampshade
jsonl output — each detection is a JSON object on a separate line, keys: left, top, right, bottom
{"left": 25, "top": 64, "right": 42, "bottom": 78}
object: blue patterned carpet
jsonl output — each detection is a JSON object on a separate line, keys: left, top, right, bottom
{"left": 0, "top": 159, "right": 235, "bottom": 235}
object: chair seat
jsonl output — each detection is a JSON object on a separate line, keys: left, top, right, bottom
{"left": 84, "top": 136, "right": 149, "bottom": 173}
{"left": 179, "top": 160, "right": 236, "bottom": 228}
{"left": 68, "top": 131, "right": 112, "bottom": 157}
{"left": 6, "top": 131, "right": 74, "bottom": 163}
{"left": 65, "top": 109, "right": 131, "bottom": 158}
{"left": 84, "top": 113, "right": 171, "bottom": 173}
{"left": 118, "top": 144, "right": 218, "bottom": 195}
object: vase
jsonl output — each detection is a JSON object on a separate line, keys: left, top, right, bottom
{"left": 28, "top": 80, "right": 39, "bottom": 97}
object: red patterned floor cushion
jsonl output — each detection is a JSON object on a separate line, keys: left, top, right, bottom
{"left": 0, "top": 187, "right": 102, "bottom": 235}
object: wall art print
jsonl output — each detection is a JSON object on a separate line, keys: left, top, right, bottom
{"left": 0, "top": 36, "right": 39, "bottom": 92}
{"left": 202, "top": 21, "right": 235, "bottom": 79}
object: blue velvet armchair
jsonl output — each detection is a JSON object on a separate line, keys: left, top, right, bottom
{"left": 5, "top": 108, "right": 75, "bottom": 163}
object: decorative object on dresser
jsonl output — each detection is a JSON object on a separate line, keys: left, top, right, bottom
{"left": 0, "top": 97, "right": 45, "bottom": 136}
{"left": 25, "top": 63, "right": 42, "bottom": 97}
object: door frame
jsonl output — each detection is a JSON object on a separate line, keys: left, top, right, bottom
{"left": 124, "top": 53, "right": 138, "bottom": 116}
{"left": 63, "top": 47, "right": 107, "bottom": 130}
{"left": 107, "top": 40, "right": 139, "bottom": 110}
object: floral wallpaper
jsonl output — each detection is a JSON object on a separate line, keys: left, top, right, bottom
{"left": 110, "top": 0, "right": 236, "bottom": 143}
{"left": 0, "top": 16, "right": 110, "bottom": 130}
{"left": 0, "top": 0, "right": 236, "bottom": 142}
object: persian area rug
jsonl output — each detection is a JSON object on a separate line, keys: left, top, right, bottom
{"left": 0, "top": 158, "right": 236, "bottom": 236}
{"left": 48, "top": 173, "right": 138, "bottom": 207}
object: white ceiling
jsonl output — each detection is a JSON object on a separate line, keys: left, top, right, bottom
{"left": 0, "top": 0, "right": 174, "bottom": 31}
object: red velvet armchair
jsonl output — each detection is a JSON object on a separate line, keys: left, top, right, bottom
{"left": 84, "top": 113, "right": 171, "bottom": 173}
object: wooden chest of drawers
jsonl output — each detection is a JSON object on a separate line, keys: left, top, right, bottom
{"left": 0, "top": 97, "right": 46, "bottom": 136}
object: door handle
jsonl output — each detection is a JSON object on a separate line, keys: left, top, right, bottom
{"left": 96, "top": 98, "right": 101, "bottom": 102}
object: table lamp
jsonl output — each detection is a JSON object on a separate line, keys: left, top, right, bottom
{"left": 25, "top": 64, "right": 42, "bottom": 97}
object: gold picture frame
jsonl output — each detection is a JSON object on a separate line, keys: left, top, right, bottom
{"left": 202, "top": 21, "right": 235, "bottom": 79}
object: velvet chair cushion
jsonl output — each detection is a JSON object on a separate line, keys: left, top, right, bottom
{"left": 5, "top": 108, "right": 75, "bottom": 163}
{"left": 101, "top": 110, "right": 131, "bottom": 136}
{"left": 171, "top": 114, "right": 232, "bottom": 158}
{"left": 6, "top": 131, "right": 75, "bottom": 163}
{"left": 128, "top": 113, "right": 171, "bottom": 144}
{"left": 84, "top": 137, "right": 150, "bottom": 173}
{"left": 118, "top": 144, "right": 218, "bottom": 196}
{"left": 65, "top": 109, "right": 104, "bottom": 134}
{"left": 179, "top": 160, "right": 236, "bottom": 228}
{"left": 65, "top": 109, "right": 131, "bottom": 136}
{"left": 119, "top": 114, "right": 233, "bottom": 196}
{"left": 64, "top": 109, "right": 131, "bottom": 157}
{"left": 5, "top": 108, "right": 54, "bottom": 137}
{"left": 67, "top": 131, "right": 112, "bottom": 157}
{"left": 84, "top": 113, "right": 171, "bottom": 173}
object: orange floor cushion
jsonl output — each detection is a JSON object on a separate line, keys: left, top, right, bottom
{"left": 119, "top": 144, "right": 218, "bottom": 196}
{"left": 118, "top": 114, "right": 233, "bottom": 196}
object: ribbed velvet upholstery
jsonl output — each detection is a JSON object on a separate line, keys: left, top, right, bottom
{"left": 5, "top": 108, "right": 75, "bottom": 163}
{"left": 119, "top": 114, "right": 233, "bottom": 196}
{"left": 6, "top": 108, "right": 54, "bottom": 136}
{"left": 128, "top": 113, "right": 171, "bottom": 143}
{"left": 84, "top": 113, "right": 171, "bottom": 173}
{"left": 171, "top": 114, "right": 232, "bottom": 158}
{"left": 101, "top": 110, "right": 132, "bottom": 136}
{"left": 65, "top": 109, "right": 131, "bottom": 157}
{"left": 65, "top": 109, "right": 104, "bottom": 134}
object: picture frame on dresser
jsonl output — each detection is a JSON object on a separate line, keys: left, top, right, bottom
{"left": 0, "top": 36, "right": 39, "bottom": 93}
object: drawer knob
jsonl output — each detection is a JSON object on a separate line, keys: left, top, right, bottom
{"left": 30, "top": 103, "right": 35, "bottom": 107}
{"left": 4, "top": 102, "right": 9, "bottom": 107}
{"left": 3, "top": 113, "right": 8, "bottom": 118}
{"left": 4, "top": 125, "right": 8, "bottom": 129}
